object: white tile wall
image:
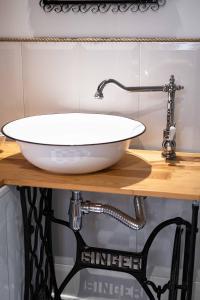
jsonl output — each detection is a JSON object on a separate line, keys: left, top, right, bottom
{"left": 0, "top": 186, "right": 10, "bottom": 300}
{"left": 55, "top": 260, "right": 150, "bottom": 299}
{"left": 0, "top": 41, "right": 200, "bottom": 299}
{"left": 22, "top": 43, "right": 80, "bottom": 116}
{"left": 53, "top": 190, "right": 137, "bottom": 253}
{"left": 6, "top": 187, "right": 24, "bottom": 300}
{"left": 136, "top": 197, "right": 192, "bottom": 279}
{"left": 0, "top": 43, "right": 24, "bottom": 130}
{"left": 0, "top": 186, "right": 24, "bottom": 300}
{"left": 1, "top": 41, "right": 200, "bottom": 150}
{"left": 1, "top": 41, "right": 200, "bottom": 152}
{"left": 52, "top": 190, "right": 200, "bottom": 297}
{"left": 78, "top": 42, "right": 139, "bottom": 118}
{"left": 55, "top": 260, "right": 200, "bottom": 300}
{"left": 1, "top": 0, "right": 200, "bottom": 38}
{"left": 139, "top": 42, "right": 200, "bottom": 152}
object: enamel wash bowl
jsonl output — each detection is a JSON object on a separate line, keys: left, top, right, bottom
{"left": 2, "top": 113, "right": 145, "bottom": 174}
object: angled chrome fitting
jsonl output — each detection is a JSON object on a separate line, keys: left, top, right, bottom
{"left": 68, "top": 191, "right": 83, "bottom": 231}
{"left": 68, "top": 191, "right": 146, "bottom": 231}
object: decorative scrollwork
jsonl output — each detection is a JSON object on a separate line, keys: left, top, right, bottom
{"left": 40, "top": 0, "right": 166, "bottom": 13}
{"left": 18, "top": 186, "right": 199, "bottom": 300}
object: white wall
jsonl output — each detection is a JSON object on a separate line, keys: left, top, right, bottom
{"left": 53, "top": 190, "right": 200, "bottom": 300}
{"left": 1, "top": 41, "right": 200, "bottom": 152}
{"left": 0, "top": 40, "right": 200, "bottom": 300}
{"left": 0, "top": 186, "right": 24, "bottom": 300}
{"left": 0, "top": 0, "right": 200, "bottom": 299}
{"left": 0, "top": 0, "right": 200, "bottom": 38}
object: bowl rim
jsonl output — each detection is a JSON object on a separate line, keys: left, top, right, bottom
{"left": 2, "top": 113, "right": 146, "bottom": 147}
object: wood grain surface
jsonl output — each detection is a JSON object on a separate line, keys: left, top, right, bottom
{"left": 0, "top": 139, "right": 200, "bottom": 200}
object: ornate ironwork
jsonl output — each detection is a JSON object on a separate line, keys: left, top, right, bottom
{"left": 19, "top": 187, "right": 58, "bottom": 300}
{"left": 18, "top": 186, "right": 199, "bottom": 300}
{"left": 40, "top": 0, "right": 166, "bottom": 13}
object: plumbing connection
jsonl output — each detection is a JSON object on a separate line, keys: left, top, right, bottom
{"left": 68, "top": 191, "right": 146, "bottom": 231}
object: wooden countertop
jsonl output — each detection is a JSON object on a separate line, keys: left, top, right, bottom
{"left": 0, "top": 140, "right": 200, "bottom": 201}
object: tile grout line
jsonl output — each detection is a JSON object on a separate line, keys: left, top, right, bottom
{"left": 138, "top": 42, "right": 141, "bottom": 120}
{"left": 5, "top": 199, "right": 11, "bottom": 300}
{"left": 78, "top": 43, "right": 81, "bottom": 113}
{"left": 20, "top": 42, "right": 26, "bottom": 117}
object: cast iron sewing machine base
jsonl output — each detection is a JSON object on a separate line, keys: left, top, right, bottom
{"left": 18, "top": 187, "right": 199, "bottom": 300}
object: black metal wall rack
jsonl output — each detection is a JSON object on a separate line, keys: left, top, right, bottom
{"left": 40, "top": 0, "right": 166, "bottom": 13}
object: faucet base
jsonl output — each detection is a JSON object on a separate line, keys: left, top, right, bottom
{"left": 162, "top": 136, "right": 176, "bottom": 160}
{"left": 162, "top": 150, "right": 176, "bottom": 160}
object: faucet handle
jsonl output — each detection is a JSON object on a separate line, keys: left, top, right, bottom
{"left": 176, "top": 85, "right": 184, "bottom": 91}
{"left": 169, "top": 126, "right": 176, "bottom": 141}
{"left": 163, "top": 75, "right": 184, "bottom": 93}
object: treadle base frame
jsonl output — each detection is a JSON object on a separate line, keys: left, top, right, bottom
{"left": 18, "top": 186, "right": 199, "bottom": 300}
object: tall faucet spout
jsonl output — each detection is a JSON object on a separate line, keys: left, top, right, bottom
{"left": 94, "top": 78, "right": 165, "bottom": 99}
{"left": 94, "top": 75, "right": 184, "bottom": 160}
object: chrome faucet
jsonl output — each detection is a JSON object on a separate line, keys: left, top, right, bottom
{"left": 94, "top": 75, "right": 184, "bottom": 159}
{"left": 161, "top": 75, "right": 183, "bottom": 159}
{"left": 95, "top": 78, "right": 166, "bottom": 98}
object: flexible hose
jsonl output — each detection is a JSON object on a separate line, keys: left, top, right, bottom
{"left": 81, "top": 196, "right": 146, "bottom": 230}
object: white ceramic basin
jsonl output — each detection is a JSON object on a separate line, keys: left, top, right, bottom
{"left": 2, "top": 113, "right": 145, "bottom": 174}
